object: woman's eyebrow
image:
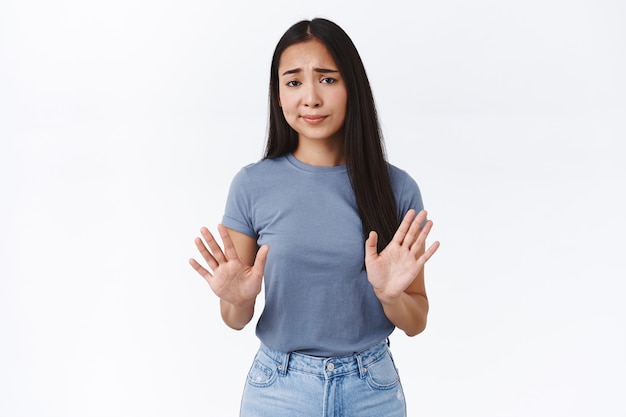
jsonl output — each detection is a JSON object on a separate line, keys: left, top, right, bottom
{"left": 281, "top": 67, "right": 339, "bottom": 76}
{"left": 315, "top": 68, "right": 339, "bottom": 74}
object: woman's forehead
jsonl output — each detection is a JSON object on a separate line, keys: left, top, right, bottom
{"left": 278, "top": 40, "right": 338, "bottom": 74}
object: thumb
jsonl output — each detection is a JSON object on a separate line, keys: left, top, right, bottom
{"left": 365, "top": 231, "right": 378, "bottom": 260}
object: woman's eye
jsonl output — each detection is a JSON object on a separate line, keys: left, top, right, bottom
{"left": 321, "top": 77, "right": 336, "bottom": 84}
{"left": 286, "top": 80, "right": 301, "bottom": 87}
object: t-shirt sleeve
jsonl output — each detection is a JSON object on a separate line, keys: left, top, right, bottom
{"left": 222, "top": 167, "right": 257, "bottom": 239}
{"left": 395, "top": 170, "right": 424, "bottom": 217}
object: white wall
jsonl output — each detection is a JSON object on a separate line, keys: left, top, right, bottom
{"left": 1, "top": 0, "right": 624, "bottom": 416}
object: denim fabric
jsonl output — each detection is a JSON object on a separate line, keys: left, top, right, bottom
{"left": 240, "top": 340, "right": 406, "bottom": 417}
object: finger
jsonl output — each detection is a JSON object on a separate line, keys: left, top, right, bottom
{"left": 188, "top": 257, "right": 214, "bottom": 282}
{"left": 391, "top": 209, "right": 416, "bottom": 245}
{"left": 409, "top": 219, "right": 433, "bottom": 258}
{"left": 418, "top": 241, "right": 440, "bottom": 265}
{"left": 403, "top": 210, "right": 428, "bottom": 248}
{"left": 365, "top": 231, "right": 379, "bottom": 259}
{"left": 251, "top": 244, "right": 270, "bottom": 278}
{"left": 217, "top": 224, "right": 240, "bottom": 261}
{"left": 194, "top": 236, "right": 220, "bottom": 270}
{"left": 201, "top": 227, "right": 227, "bottom": 263}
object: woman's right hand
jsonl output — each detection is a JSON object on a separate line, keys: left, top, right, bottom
{"left": 189, "top": 224, "right": 269, "bottom": 308}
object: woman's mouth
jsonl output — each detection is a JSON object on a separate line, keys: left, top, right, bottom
{"left": 301, "top": 115, "right": 327, "bottom": 124}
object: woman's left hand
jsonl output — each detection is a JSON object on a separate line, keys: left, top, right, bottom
{"left": 365, "top": 209, "right": 440, "bottom": 305}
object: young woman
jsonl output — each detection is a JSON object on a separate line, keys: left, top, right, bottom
{"left": 189, "top": 18, "right": 440, "bottom": 416}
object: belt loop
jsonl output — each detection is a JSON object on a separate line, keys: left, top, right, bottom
{"left": 277, "top": 351, "right": 290, "bottom": 376}
{"left": 356, "top": 352, "right": 366, "bottom": 379}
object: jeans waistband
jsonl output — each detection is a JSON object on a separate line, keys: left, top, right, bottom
{"left": 258, "top": 340, "right": 390, "bottom": 379}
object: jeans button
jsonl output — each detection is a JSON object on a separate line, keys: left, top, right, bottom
{"left": 327, "top": 362, "right": 335, "bottom": 372}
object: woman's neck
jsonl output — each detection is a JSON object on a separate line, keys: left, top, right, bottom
{"left": 293, "top": 137, "right": 345, "bottom": 167}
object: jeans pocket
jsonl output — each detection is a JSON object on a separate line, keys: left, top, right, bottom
{"left": 246, "top": 351, "right": 278, "bottom": 388}
{"left": 365, "top": 351, "right": 401, "bottom": 390}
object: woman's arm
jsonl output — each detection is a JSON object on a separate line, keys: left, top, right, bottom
{"left": 365, "top": 209, "right": 439, "bottom": 336}
{"left": 376, "top": 260, "right": 430, "bottom": 337}
{"left": 189, "top": 225, "right": 268, "bottom": 330}
{"left": 219, "top": 227, "right": 264, "bottom": 330}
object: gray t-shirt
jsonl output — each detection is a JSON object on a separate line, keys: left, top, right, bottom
{"left": 222, "top": 153, "right": 424, "bottom": 356}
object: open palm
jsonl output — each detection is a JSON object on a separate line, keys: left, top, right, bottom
{"left": 189, "top": 224, "right": 269, "bottom": 307}
{"left": 365, "top": 210, "right": 439, "bottom": 304}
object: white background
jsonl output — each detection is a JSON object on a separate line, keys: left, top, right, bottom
{"left": 1, "top": 0, "right": 625, "bottom": 416}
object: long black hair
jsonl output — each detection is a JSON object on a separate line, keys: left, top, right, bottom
{"left": 265, "top": 18, "right": 398, "bottom": 252}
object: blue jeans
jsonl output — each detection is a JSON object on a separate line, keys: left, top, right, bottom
{"left": 240, "top": 340, "right": 406, "bottom": 416}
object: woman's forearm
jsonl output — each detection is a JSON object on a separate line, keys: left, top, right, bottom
{"left": 220, "top": 299, "right": 256, "bottom": 330}
{"left": 379, "top": 292, "right": 429, "bottom": 337}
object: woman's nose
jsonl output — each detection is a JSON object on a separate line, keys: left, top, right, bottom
{"left": 303, "top": 84, "right": 321, "bottom": 107}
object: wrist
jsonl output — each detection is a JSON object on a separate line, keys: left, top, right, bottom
{"left": 221, "top": 299, "right": 256, "bottom": 330}
{"left": 226, "top": 297, "right": 256, "bottom": 310}
{"left": 374, "top": 289, "right": 403, "bottom": 307}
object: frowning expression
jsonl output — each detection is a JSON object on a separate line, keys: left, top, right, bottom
{"left": 278, "top": 40, "right": 348, "bottom": 146}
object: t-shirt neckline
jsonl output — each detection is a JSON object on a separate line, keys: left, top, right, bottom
{"left": 285, "top": 153, "right": 348, "bottom": 174}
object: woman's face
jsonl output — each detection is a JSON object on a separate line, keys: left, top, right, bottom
{"left": 277, "top": 40, "right": 348, "bottom": 146}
